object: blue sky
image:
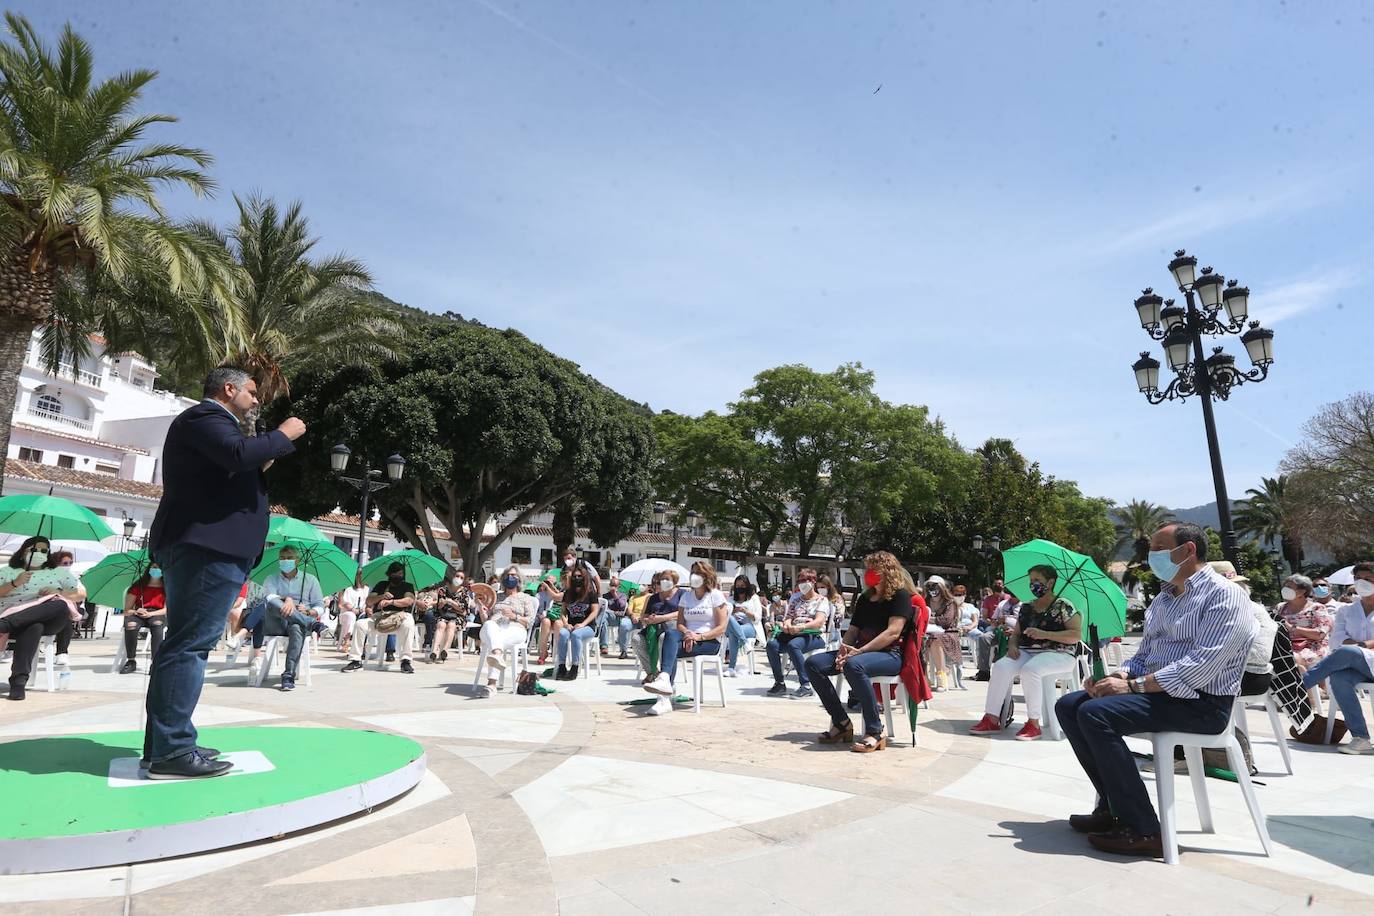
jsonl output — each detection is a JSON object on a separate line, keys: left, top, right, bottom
{"left": 19, "top": 1, "right": 1372, "bottom": 508}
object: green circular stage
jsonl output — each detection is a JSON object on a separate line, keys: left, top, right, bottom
{"left": 0, "top": 726, "right": 426, "bottom": 875}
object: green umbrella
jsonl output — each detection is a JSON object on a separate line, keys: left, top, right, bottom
{"left": 361, "top": 549, "right": 448, "bottom": 591}
{"left": 81, "top": 549, "right": 152, "bottom": 608}
{"left": 250, "top": 540, "right": 359, "bottom": 596}
{"left": 266, "top": 516, "right": 328, "bottom": 546}
{"left": 0, "top": 493, "right": 115, "bottom": 542}
{"left": 1000, "top": 539, "right": 1128, "bottom": 640}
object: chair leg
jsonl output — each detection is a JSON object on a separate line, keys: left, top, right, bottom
{"left": 1265, "top": 695, "right": 1293, "bottom": 775}
{"left": 1229, "top": 742, "right": 1274, "bottom": 856}
{"left": 883, "top": 685, "right": 895, "bottom": 740}
{"left": 301, "top": 637, "right": 313, "bottom": 687}
{"left": 693, "top": 661, "right": 702, "bottom": 714}
{"left": 1183, "top": 745, "right": 1213, "bottom": 833}
{"left": 716, "top": 660, "right": 727, "bottom": 708}
{"left": 1324, "top": 680, "right": 1337, "bottom": 744}
{"left": 1154, "top": 737, "right": 1179, "bottom": 865}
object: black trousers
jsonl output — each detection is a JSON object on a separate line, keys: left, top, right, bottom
{"left": 0, "top": 597, "right": 72, "bottom": 688}
{"left": 124, "top": 614, "right": 167, "bottom": 661}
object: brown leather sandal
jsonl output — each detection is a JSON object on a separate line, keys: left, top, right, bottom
{"left": 818, "top": 721, "right": 855, "bottom": 744}
{"left": 851, "top": 734, "right": 887, "bottom": 754}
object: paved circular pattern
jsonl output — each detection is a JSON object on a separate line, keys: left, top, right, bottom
{"left": 0, "top": 726, "right": 425, "bottom": 874}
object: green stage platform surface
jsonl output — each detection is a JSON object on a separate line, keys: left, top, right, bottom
{"left": 0, "top": 726, "right": 426, "bottom": 875}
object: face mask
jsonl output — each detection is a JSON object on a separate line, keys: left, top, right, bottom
{"left": 453, "top": 577, "right": 464, "bottom": 586}
{"left": 1029, "top": 581, "right": 1048, "bottom": 598}
{"left": 27, "top": 549, "right": 48, "bottom": 569}
{"left": 149, "top": 568, "right": 163, "bottom": 581}
{"left": 734, "top": 587, "right": 748, "bottom": 600}
{"left": 279, "top": 559, "right": 297, "bottom": 574}
{"left": 563, "top": 557, "right": 575, "bottom": 568}
{"left": 798, "top": 581, "right": 814, "bottom": 595}
{"left": 689, "top": 573, "right": 705, "bottom": 589}
{"left": 1313, "top": 586, "right": 1330, "bottom": 598}
{"left": 817, "top": 587, "right": 829, "bottom": 597}
{"left": 952, "top": 595, "right": 964, "bottom": 605}
{"left": 1354, "top": 580, "right": 1374, "bottom": 598}
{"left": 572, "top": 576, "right": 585, "bottom": 587}
{"left": 389, "top": 572, "right": 402, "bottom": 581}
{"left": 1281, "top": 587, "right": 1297, "bottom": 602}
{"left": 926, "top": 587, "right": 939, "bottom": 597}
{"left": 502, "top": 574, "right": 520, "bottom": 590}
{"left": 864, "top": 569, "right": 881, "bottom": 588}
{"left": 659, "top": 579, "right": 675, "bottom": 594}
{"left": 1147, "top": 547, "right": 1182, "bottom": 582}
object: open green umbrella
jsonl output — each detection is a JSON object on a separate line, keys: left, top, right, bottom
{"left": 361, "top": 549, "right": 448, "bottom": 591}
{"left": 0, "top": 493, "right": 115, "bottom": 542}
{"left": 1000, "top": 539, "right": 1127, "bottom": 640}
{"left": 81, "top": 549, "right": 152, "bottom": 608}
{"left": 266, "top": 516, "right": 328, "bottom": 546}
{"left": 250, "top": 540, "right": 359, "bottom": 596}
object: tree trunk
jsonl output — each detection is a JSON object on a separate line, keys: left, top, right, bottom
{"left": 552, "top": 496, "right": 576, "bottom": 557}
{"left": 0, "top": 254, "right": 58, "bottom": 487}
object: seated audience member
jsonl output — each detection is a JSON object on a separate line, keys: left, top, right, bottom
{"left": 252, "top": 545, "right": 327, "bottom": 690}
{"left": 476, "top": 566, "right": 537, "bottom": 697}
{"left": 554, "top": 565, "right": 600, "bottom": 680}
{"left": 0, "top": 536, "right": 87, "bottom": 701}
{"left": 725, "top": 573, "right": 762, "bottom": 677}
{"left": 1300, "top": 562, "right": 1374, "bottom": 755}
{"left": 643, "top": 561, "right": 728, "bottom": 715}
{"left": 925, "top": 576, "right": 961, "bottom": 692}
{"left": 336, "top": 574, "right": 370, "bottom": 656}
{"left": 766, "top": 567, "right": 830, "bottom": 697}
{"left": 342, "top": 562, "right": 417, "bottom": 674}
{"left": 120, "top": 562, "right": 168, "bottom": 674}
{"left": 804, "top": 551, "right": 914, "bottom": 753}
{"left": 969, "top": 564, "right": 1081, "bottom": 740}
{"left": 600, "top": 575, "right": 632, "bottom": 658}
{"left": 631, "top": 571, "right": 682, "bottom": 683}
{"left": 973, "top": 589, "right": 1021, "bottom": 681}
{"left": 430, "top": 573, "right": 471, "bottom": 663}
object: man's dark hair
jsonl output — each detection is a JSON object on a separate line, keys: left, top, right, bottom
{"left": 1354, "top": 561, "right": 1374, "bottom": 577}
{"left": 1167, "top": 522, "right": 1208, "bottom": 562}
{"left": 203, "top": 366, "right": 251, "bottom": 398}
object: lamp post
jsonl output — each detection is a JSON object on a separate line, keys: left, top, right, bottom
{"left": 329, "top": 444, "right": 406, "bottom": 568}
{"left": 971, "top": 534, "right": 1001, "bottom": 586}
{"left": 1130, "top": 250, "right": 1276, "bottom": 568}
{"left": 121, "top": 516, "right": 146, "bottom": 551}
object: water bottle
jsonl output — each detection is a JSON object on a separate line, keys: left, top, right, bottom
{"left": 58, "top": 668, "right": 72, "bottom": 690}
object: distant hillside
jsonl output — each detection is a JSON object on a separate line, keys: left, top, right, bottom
{"left": 1169, "top": 501, "right": 1225, "bottom": 530}
{"left": 358, "top": 289, "right": 483, "bottom": 329}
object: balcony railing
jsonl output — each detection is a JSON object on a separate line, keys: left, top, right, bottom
{"left": 57, "top": 364, "right": 104, "bottom": 388}
{"left": 25, "top": 405, "right": 94, "bottom": 431}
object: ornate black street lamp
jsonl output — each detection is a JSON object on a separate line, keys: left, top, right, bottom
{"left": 972, "top": 534, "right": 1001, "bottom": 584}
{"left": 1130, "top": 251, "right": 1276, "bottom": 567}
{"left": 330, "top": 444, "right": 406, "bottom": 567}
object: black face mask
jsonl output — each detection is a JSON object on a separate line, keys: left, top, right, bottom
{"left": 734, "top": 587, "right": 748, "bottom": 600}
{"left": 572, "top": 577, "right": 584, "bottom": 587}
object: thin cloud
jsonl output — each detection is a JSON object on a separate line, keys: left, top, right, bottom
{"left": 1250, "top": 270, "right": 1357, "bottom": 325}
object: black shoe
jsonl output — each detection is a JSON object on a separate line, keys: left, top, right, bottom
{"left": 973, "top": 671, "right": 991, "bottom": 682}
{"left": 400, "top": 659, "right": 414, "bottom": 674}
{"left": 1087, "top": 827, "right": 1163, "bottom": 858}
{"left": 120, "top": 659, "right": 137, "bottom": 674}
{"left": 767, "top": 682, "right": 787, "bottom": 696}
{"left": 619, "top": 651, "right": 628, "bottom": 660}
{"left": 428, "top": 652, "right": 438, "bottom": 663}
{"left": 280, "top": 676, "right": 296, "bottom": 691}
{"left": 791, "top": 686, "right": 815, "bottom": 699}
{"left": 567, "top": 665, "right": 579, "bottom": 680}
{"left": 439, "top": 649, "right": 448, "bottom": 662}
{"left": 146, "top": 751, "right": 234, "bottom": 780}
{"left": 311, "top": 621, "right": 327, "bottom": 635}
{"left": 1070, "top": 809, "right": 1116, "bottom": 834}
{"left": 140, "top": 746, "right": 219, "bottom": 770}
{"left": 385, "top": 652, "right": 395, "bottom": 662}
{"left": 6, "top": 683, "right": 25, "bottom": 701}
{"left": 342, "top": 660, "right": 363, "bottom": 673}
{"left": 556, "top": 664, "right": 569, "bottom": 680}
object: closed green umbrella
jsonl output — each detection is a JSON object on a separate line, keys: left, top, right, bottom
{"left": 0, "top": 493, "right": 115, "bottom": 542}
{"left": 361, "top": 549, "right": 448, "bottom": 591}
{"left": 250, "top": 540, "right": 359, "bottom": 596}
{"left": 81, "top": 549, "right": 152, "bottom": 608}
{"left": 266, "top": 516, "right": 328, "bottom": 546}
{"left": 1000, "top": 539, "right": 1127, "bottom": 640}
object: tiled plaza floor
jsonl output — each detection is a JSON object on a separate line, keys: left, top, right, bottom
{"left": 2, "top": 635, "right": 1373, "bottom": 915}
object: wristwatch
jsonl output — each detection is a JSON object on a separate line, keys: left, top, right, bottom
{"left": 1132, "top": 677, "right": 1147, "bottom": 694}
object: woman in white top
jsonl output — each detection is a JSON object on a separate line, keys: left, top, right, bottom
{"left": 477, "top": 566, "right": 536, "bottom": 698}
{"left": 724, "top": 574, "right": 762, "bottom": 677}
{"left": 336, "top": 573, "right": 370, "bottom": 656}
{"left": 0, "top": 536, "right": 86, "bottom": 700}
{"left": 644, "top": 561, "right": 728, "bottom": 712}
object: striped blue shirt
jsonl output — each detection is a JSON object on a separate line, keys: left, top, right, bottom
{"left": 1124, "top": 567, "right": 1256, "bottom": 698}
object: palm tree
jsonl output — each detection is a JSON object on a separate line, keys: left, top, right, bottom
{"left": 220, "top": 194, "right": 398, "bottom": 402}
{"left": 1235, "top": 474, "right": 1303, "bottom": 569}
{"left": 1113, "top": 500, "right": 1174, "bottom": 565}
{"left": 0, "top": 14, "right": 234, "bottom": 482}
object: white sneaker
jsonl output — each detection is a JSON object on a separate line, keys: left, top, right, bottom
{"left": 644, "top": 673, "right": 673, "bottom": 696}
{"left": 248, "top": 659, "right": 261, "bottom": 683}
{"left": 1340, "top": 736, "right": 1374, "bottom": 755}
{"left": 646, "top": 696, "right": 673, "bottom": 716}
{"left": 55, "top": 653, "right": 70, "bottom": 670}
{"left": 722, "top": 666, "right": 737, "bottom": 678}
{"left": 228, "top": 635, "right": 243, "bottom": 651}
{"left": 486, "top": 651, "right": 506, "bottom": 671}
{"left": 731, "top": 664, "right": 749, "bottom": 677}
{"left": 476, "top": 684, "right": 493, "bottom": 699}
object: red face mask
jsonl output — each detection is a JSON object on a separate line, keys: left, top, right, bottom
{"left": 863, "top": 569, "right": 882, "bottom": 588}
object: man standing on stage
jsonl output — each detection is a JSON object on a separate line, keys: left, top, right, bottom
{"left": 143, "top": 367, "right": 305, "bottom": 779}
{"left": 1055, "top": 522, "right": 1254, "bottom": 856}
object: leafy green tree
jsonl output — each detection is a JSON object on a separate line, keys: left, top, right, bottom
{"left": 1281, "top": 392, "right": 1374, "bottom": 560}
{"left": 268, "top": 322, "right": 655, "bottom": 573}
{"left": 1234, "top": 474, "right": 1303, "bottom": 569}
{"left": 0, "top": 13, "right": 234, "bottom": 482}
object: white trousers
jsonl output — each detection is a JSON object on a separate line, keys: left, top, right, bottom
{"left": 480, "top": 619, "right": 528, "bottom": 656}
{"left": 985, "top": 650, "right": 1076, "bottom": 720}
{"left": 349, "top": 615, "right": 415, "bottom": 662}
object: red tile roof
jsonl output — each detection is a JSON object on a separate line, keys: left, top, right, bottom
{"left": 13, "top": 423, "right": 150, "bottom": 456}
{"left": 5, "top": 459, "right": 162, "bottom": 500}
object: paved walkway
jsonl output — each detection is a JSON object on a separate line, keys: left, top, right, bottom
{"left": 2, "top": 635, "right": 1373, "bottom": 915}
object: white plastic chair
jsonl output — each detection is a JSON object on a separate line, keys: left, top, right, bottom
{"left": 1234, "top": 692, "right": 1293, "bottom": 775}
{"left": 110, "top": 631, "right": 153, "bottom": 674}
{"left": 1144, "top": 706, "right": 1274, "bottom": 865}
{"left": 676, "top": 636, "right": 728, "bottom": 713}
{"left": 253, "top": 634, "right": 313, "bottom": 688}
{"left": 1324, "top": 680, "right": 1374, "bottom": 744}
{"left": 581, "top": 638, "right": 603, "bottom": 678}
{"left": 363, "top": 627, "right": 398, "bottom": 669}
{"left": 35, "top": 634, "right": 58, "bottom": 692}
{"left": 870, "top": 675, "right": 916, "bottom": 746}
{"left": 473, "top": 642, "right": 529, "bottom": 692}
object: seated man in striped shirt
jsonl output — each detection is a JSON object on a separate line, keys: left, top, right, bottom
{"left": 1056, "top": 522, "right": 1256, "bottom": 857}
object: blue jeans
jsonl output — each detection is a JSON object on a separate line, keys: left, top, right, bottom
{"left": 768, "top": 633, "right": 824, "bottom": 685}
{"left": 806, "top": 649, "right": 901, "bottom": 737}
{"left": 557, "top": 624, "right": 596, "bottom": 665}
{"left": 727, "top": 617, "right": 756, "bottom": 667}
{"left": 1055, "top": 689, "right": 1233, "bottom": 836}
{"left": 143, "top": 543, "right": 251, "bottom": 763}
{"left": 614, "top": 616, "right": 633, "bottom": 653}
{"left": 1303, "top": 646, "right": 1374, "bottom": 739}
{"left": 659, "top": 629, "right": 721, "bottom": 688}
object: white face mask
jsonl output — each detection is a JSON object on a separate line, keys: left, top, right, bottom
{"left": 658, "top": 579, "right": 675, "bottom": 594}
{"left": 1355, "top": 580, "right": 1374, "bottom": 599}
{"left": 798, "top": 581, "right": 814, "bottom": 595}
{"left": 27, "top": 549, "right": 48, "bottom": 570}
{"left": 689, "top": 573, "right": 705, "bottom": 589}
{"left": 1281, "top": 587, "right": 1298, "bottom": 602}
{"left": 953, "top": 596, "right": 964, "bottom": 605}
{"left": 817, "top": 587, "right": 828, "bottom": 597}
